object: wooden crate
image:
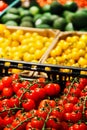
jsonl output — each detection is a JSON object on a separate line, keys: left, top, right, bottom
{"left": 0, "top": 25, "right": 60, "bottom": 75}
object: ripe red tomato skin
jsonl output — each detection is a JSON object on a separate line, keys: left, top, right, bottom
{"left": 26, "top": 122, "right": 39, "bottom": 130}
{"left": 80, "top": 123, "right": 87, "bottom": 130}
{"left": 22, "top": 99, "right": 35, "bottom": 111}
{"left": 50, "top": 107, "right": 63, "bottom": 121}
{"left": 64, "top": 112, "right": 71, "bottom": 121}
{"left": 73, "top": 103, "right": 83, "bottom": 112}
{"left": 68, "top": 126, "right": 74, "bottom": 130}
{"left": 64, "top": 103, "right": 73, "bottom": 112}
{"left": 61, "top": 121, "right": 69, "bottom": 130}
{"left": 70, "top": 87, "right": 81, "bottom": 97}
{"left": 79, "top": 78, "right": 87, "bottom": 87}
{"left": 3, "top": 127, "right": 12, "bottom": 130}
{"left": 2, "top": 76, "right": 12, "bottom": 87}
{"left": 0, "top": 81, "right": 4, "bottom": 91}
{"left": 70, "top": 111, "right": 82, "bottom": 123}
{"left": 73, "top": 124, "right": 81, "bottom": 130}
{"left": 2, "top": 87, "right": 13, "bottom": 97}
{"left": 36, "top": 108, "right": 48, "bottom": 119}
{"left": 22, "top": 81, "right": 30, "bottom": 88}
{"left": 31, "top": 116, "right": 44, "bottom": 129}
{"left": 68, "top": 95, "right": 78, "bottom": 104}
{"left": 7, "top": 96, "right": 19, "bottom": 108}
{"left": 25, "top": 90, "right": 39, "bottom": 101}
{"left": 34, "top": 87, "right": 46, "bottom": 100}
{"left": 13, "top": 82, "right": 23, "bottom": 93}
{"left": 11, "top": 73, "right": 19, "bottom": 80}
{"left": 74, "top": 82, "right": 84, "bottom": 90}
{"left": 46, "top": 115, "right": 61, "bottom": 129}
{"left": 44, "top": 83, "right": 60, "bottom": 96}
{"left": 3, "top": 115, "right": 14, "bottom": 126}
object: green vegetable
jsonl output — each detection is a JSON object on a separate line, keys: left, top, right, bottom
{"left": 71, "top": 9, "right": 87, "bottom": 29}
{"left": 20, "top": 21, "right": 33, "bottom": 27}
{"left": 53, "top": 17, "right": 66, "bottom": 30}
{"left": 50, "top": 1, "right": 64, "bottom": 15}
{"left": 1, "top": 13, "right": 20, "bottom": 23}
{"left": 5, "top": 21, "right": 18, "bottom": 26}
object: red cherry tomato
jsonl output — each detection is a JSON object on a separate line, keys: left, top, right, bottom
{"left": 22, "top": 99, "right": 35, "bottom": 111}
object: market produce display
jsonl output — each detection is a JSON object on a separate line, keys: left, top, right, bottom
{"left": 0, "top": 24, "right": 54, "bottom": 62}
{"left": 44, "top": 32, "right": 87, "bottom": 68}
{"left": 0, "top": 74, "right": 86, "bottom": 130}
{"left": 1, "top": 1, "right": 87, "bottom": 31}
{"left": 37, "top": 0, "right": 87, "bottom": 8}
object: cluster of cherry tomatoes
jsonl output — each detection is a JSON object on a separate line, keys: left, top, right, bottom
{"left": 0, "top": 74, "right": 86, "bottom": 130}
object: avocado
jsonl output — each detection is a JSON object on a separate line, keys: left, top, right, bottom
{"left": 5, "top": 21, "right": 18, "bottom": 26}
{"left": 71, "top": 9, "right": 87, "bottom": 29}
{"left": 29, "top": 6, "right": 40, "bottom": 16}
{"left": 36, "top": 24, "right": 51, "bottom": 29}
{"left": 43, "top": 12, "right": 52, "bottom": 17}
{"left": 7, "top": 8, "right": 19, "bottom": 15}
{"left": 53, "top": 17, "right": 66, "bottom": 30}
{"left": 20, "top": 21, "right": 33, "bottom": 27}
{"left": 51, "top": 15, "right": 59, "bottom": 21}
{"left": 64, "top": 1, "right": 78, "bottom": 12}
{"left": 33, "top": 14, "right": 42, "bottom": 22}
{"left": 18, "top": 7, "right": 25, "bottom": 13}
{"left": 62, "top": 11, "right": 74, "bottom": 23}
{"left": 41, "top": 15, "right": 53, "bottom": 25}
{"left": 65, "top": 22, "right": 74, "bottom": 31}
{"left": 19, "top": 10, "right": 33, "bottom": 18}
{"left": 50, "top": 1, "right": 64, "bottom": 15}
{"left": 42, "top": 4, "right": 51, "bottom": 12}
{"left": 35, "top": 18, "right": 43, "bottom": 27}
{"left": 1, "top": 13, "right": 20, "bottom": 23}
{"left": 21, "top": 16, "right": 33, "bottom": 22}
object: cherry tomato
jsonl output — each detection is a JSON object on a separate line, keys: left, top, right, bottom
{"left": 64, "top": 112, "right": 71, "bottom": 121}
{"left": 2, "top": 87, "right": 13, "bottom": 97}
{"left": 26, "top": 122, "right": 39, "bottom": 130}
{"left": 13, "top": 82, "right": 23, "bottom": 93}
{"left": 25, "top": 90, "right": 39, "bottom": 101}
{"left": 46, "top": 115, "right": 61, "bottom": 129}
{"left": 68, "top": 95, "right": 78, "bottom": 104}
{"left": 34, "top": 87, "right": 46, "bottom": 100}
{"left": 61, "top": 121, "right": 69, "bottom": 130}
{"left": 11, "top": 73, "right": 19, "bottom": 81}
{"left": 22, "top": 99, "right": 35, "bottom": 111}
{"left": 70, "top": 111, "right": 82, "bottom": 123}
{"left": 50, "top": 106, "right": 64, "bottom": 121}
{"left": 44, "top": 83, "right": 60, "bottom": 96}
{"left": 64, "top": 103, "right": 73, "bottom": 112}
{"left": 73, "top": 123, "right": 86, "bottom": 130}
{"left": 7, "top": 96, "right": 19, "bottom": 107}
{"left": 73, "top": 103, "right": 83, "bottom": 112}
{"left": 2, "top": 76, "right": 12, "bottom": 87}
{"left": 36, "top": 108, "right": 48, "bottom": 119}
{"left": 31, "top": 116, "right": 44, "bottom": 129}
{"left": 4, "top": 115, "right": 14, "bottom": 126}
{"left": 3, "top": 127, "right": 12, "bottom": 130}
{"left": 0, "top": 81, "right": 4, "bottom": 91}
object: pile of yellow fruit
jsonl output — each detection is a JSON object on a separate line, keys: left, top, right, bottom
{"left": 0, "top": 24, "right": 54, "bottom": 62}
{"left": 45, "top": 34, "right": 87, "bottom": 68}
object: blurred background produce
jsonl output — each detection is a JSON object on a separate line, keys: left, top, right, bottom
{"left": 1, "top": 0, "right": 87, "bottom": 31}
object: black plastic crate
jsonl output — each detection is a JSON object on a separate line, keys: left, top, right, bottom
{"left": 0, "top": 59, "right": 87, "bottom": 90}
